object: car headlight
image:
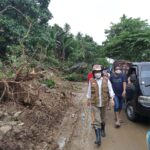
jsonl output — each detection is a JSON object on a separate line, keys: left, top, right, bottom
{"left": 138, "top": 96, "right": 150, "bottom": 108}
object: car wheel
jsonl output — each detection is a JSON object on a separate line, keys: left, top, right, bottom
{"left": 126, "top": 101, "right": 137, "bottom": 121}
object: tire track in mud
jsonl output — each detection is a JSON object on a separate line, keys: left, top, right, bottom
{"left": 55, "top": 83, "right": 87, "bottom": 150}
{"left": 64, "top": 83, "right": 95, "bottom": 150}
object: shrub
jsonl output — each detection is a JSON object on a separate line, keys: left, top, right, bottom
{"left": 42, "top": 79, "right": 55, "bottom": 88}
{"left": 65, "top": 73, "right": 83, "bottom": 82}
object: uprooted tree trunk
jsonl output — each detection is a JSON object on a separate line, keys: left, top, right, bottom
{"left": 0, "top": 67, "right": 45, "bottom": 105}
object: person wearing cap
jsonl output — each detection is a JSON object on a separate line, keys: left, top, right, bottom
{"left": 87, "top": 64, "right": 115, "bottom": 146}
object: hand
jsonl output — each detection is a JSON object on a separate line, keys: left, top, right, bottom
{"left": 122, "top": 91, "right": 126, "bottom": 97}
{"left": 110, "top": 98, "right": 114, "bottom": 107}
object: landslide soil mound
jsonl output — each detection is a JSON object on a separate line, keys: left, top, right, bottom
{"left": 0, "top": 69, "right": 75, "bottom": 150}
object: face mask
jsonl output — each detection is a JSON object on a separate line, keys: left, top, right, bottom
{"left": 95, "top": 73, "right": 101, "bottom": 79}
{"left": 115, "top": 70, "right": 122, "bottom": 74}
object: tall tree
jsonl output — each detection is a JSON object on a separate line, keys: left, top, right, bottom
{"left": 103, "top": 15, "right": 150, "bottom": 61}
{"left": 0, "top": 0, "right": 52, "bottom": 58}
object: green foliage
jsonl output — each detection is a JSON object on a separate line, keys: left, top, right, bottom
{"left": 5, "top": 0, "right": 150, "bottom": 81}
{"left": 65, "top": 73, "right": 83, "bottom": 82}
{"left": 96, "top": 58, "right": 109, "bottom": 67}
{"left": 0, "top": 0, "right": 105, "bottom": 77}
{"left": 103, "top": 15, "right": 150, "bottom": 61}
{"left": 44, "top": 56, "right": 60, "bottom": 67}
{"left": 0, "top": 0, "right": 52, "bottom": 58}
{"left": 0, "top": 71, "right": 5, "bottom": 79}
{"left": 42, "top": 79, "right": 55, "bottom": 88}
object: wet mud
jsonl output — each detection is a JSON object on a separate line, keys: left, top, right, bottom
{"left": 65, "top": 83, "right": 150, "bottom": 150}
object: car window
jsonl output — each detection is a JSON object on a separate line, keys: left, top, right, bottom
{"left": 141, "top": 66, "right": 150, "bottom": 78}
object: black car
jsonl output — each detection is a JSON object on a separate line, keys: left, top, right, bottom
{"left": 126, "top": 62, "right": 150, "bottom": 121}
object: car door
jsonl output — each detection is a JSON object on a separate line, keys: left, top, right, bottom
{"left": 139, "top": 64, "right": 150, "bottom": 96}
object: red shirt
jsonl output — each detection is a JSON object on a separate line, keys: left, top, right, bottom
{"left": 87, "top": 72, "right": 93, "bottom": 81}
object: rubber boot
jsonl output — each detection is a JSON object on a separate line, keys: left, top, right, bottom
{"left": 94, "top": 128, "right": 101, "bottom": 146}
{"left": 94, "top": 129, "right": 99, "bottom": 145}
{"left": 101, "top": 122, "right": 106, "bottom": 137}
{"left": 97, "top": 128, "right": 101, "bottom": 145}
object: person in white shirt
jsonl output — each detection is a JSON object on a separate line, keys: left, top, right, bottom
{"left": 87, "top": 64, "right": 114, "bottom": 146}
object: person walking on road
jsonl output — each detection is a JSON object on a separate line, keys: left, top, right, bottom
{"left": 87, "top": 64, "right": 94, "bottom": 82}
{"left": 87, "top": 71, "right": 93, "bottom": 82}
{"left": 87, "top": 64, "right": 115, "bottom": 146}
{"left": 110, "top": 66, "right": 126, "bottom": 128}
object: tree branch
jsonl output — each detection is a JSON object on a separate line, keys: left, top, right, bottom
{"left": 0, "top": 5, "right": 30, "bottom": 24}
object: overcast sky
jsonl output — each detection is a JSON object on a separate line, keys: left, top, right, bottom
{"left": 48, "top": 0, "right": 150, "bottom": 44}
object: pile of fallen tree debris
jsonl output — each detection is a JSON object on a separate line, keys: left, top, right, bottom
{"left": 0, "top": 65, "right": 75, "bottom": 150}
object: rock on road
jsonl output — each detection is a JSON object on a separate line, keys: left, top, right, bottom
{"left": 64, "top": 83, "right": 150, "bottom": 150}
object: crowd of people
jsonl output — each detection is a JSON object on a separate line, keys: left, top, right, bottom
{"left": 86, "top": 64, "right": 150, "bottom": 149}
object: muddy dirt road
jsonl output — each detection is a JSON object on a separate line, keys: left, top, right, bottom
{"left": 64, "top": 83, "right": 150, "bottom": 150}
